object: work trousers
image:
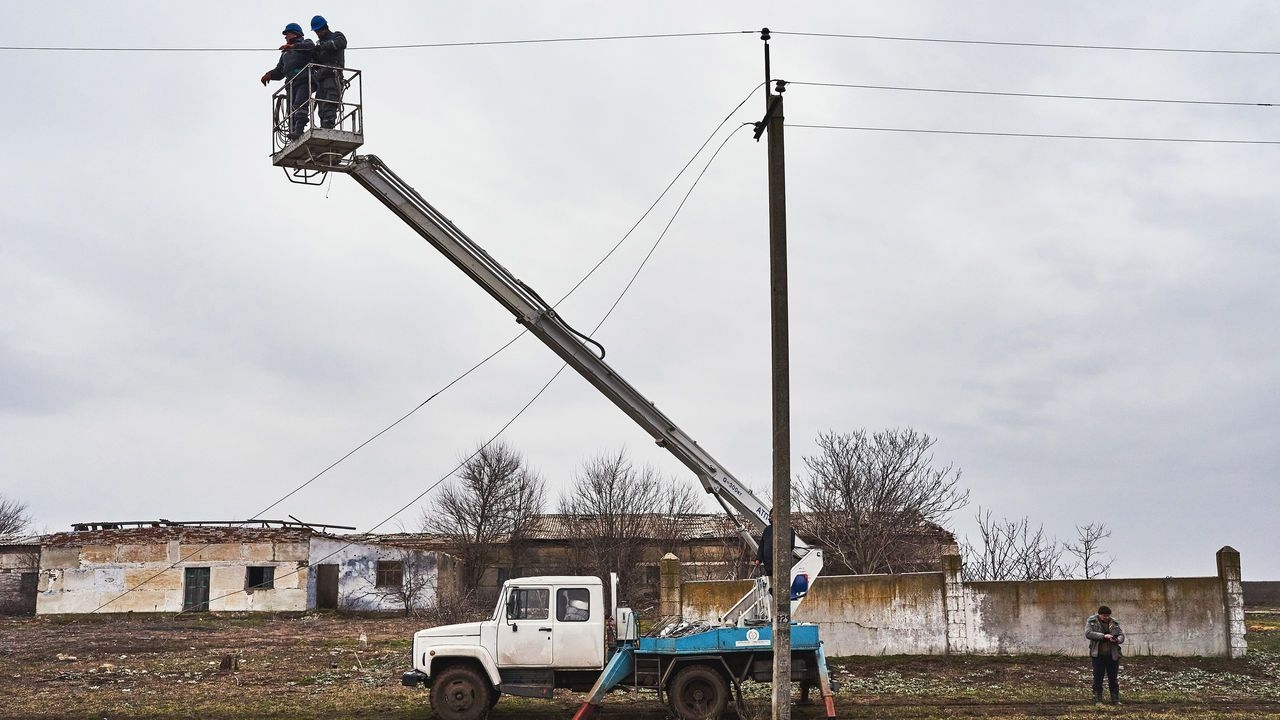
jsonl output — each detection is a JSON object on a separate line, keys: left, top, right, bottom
{"left": 285, "top": 74, "right": 310, "bottom": 139}
{"left": 1091, "top": 654, "right": 1119, "bottom": 695}
{"left": 314, "top": 69, "right": 343, "bottom": 129}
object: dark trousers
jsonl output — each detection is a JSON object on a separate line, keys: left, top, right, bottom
{"left": 1092, "top": 654, "right": 1119, "bottom": 695}
{"left": 314, "top": 70, "right": 343, "bottom": 128}
{"left": 286, "top": 75, "right": 310, "bottom": 138}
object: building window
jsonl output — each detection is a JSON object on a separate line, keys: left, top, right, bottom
{"left": 644, "top": 565, "right": 660, "bottom": 586}
{"left": 245, "top": 566, "right": 275, "bottom": 590}
{"left": 556, "top": 587, "right": 591, "bottom": 622}
{"left": 376, "top": 560, "right": 403, "bottom": 587}
{"left": 496, "top": 567, "right": 510, "bottom": 584}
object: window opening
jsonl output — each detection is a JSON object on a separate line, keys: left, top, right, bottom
{"left": 245, "top": 566, "right": 275, "bottom": 590}
{"left": 376, "top": 560, "right": 403, "bottom": 587}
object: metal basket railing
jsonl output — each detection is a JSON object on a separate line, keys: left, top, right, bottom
{"left": 270, "top": 65, "right": 363, "bottom": 157}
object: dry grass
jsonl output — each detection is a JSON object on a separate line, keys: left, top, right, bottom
{"left": 0, "top": 611, "right": 1275, "bottom": 718}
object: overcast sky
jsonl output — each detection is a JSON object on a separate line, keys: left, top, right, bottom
{"left": 3, "top": 2, "right": 1277, "bottom": 580}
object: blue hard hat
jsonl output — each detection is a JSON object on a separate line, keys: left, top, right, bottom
{"left": 283, "top": 22, "right": 304, "bottom": 36}
{"left": 310, "top": 15, "right": 328, "bottom": 31}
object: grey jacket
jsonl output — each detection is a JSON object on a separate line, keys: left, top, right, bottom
{"left": 1086, "top": 614, "right": 1125, "bottom": 659}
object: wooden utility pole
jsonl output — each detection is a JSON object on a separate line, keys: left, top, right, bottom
{"left": 756, "top": 27, "right": 792, "bottom": 720}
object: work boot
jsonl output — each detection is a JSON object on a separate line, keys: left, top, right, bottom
{"left": 1109, "top": 690, "right": 1120, "bottom": 705}
{"left": 1093, "top": 691, "right": 1104, "bottom": 704}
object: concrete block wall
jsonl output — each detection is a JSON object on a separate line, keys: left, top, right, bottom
{"left": 676, "top": 546, "right": 1248, "bottom": 658}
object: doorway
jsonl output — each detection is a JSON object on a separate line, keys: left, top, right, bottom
{"left": 183, "top": 567, "right": 210, "bottom": 612}
{"left": 316, "top": 564, "right": 339, "bottom": 609}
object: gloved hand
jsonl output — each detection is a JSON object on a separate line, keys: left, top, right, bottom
{"left": 260, "top": 72, "right": 272, "bottom": 86}
{"left": 278, "top": 43, "right": 295, "bottom": 51}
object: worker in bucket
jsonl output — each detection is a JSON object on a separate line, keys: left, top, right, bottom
{"left": 308, "top": 15, "right": 347, "bottom": 129}
{"left": 260, "top": 23, "right": 315, "bottom": 140}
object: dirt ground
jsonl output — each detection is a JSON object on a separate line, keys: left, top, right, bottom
{"left": 0, "top": 611, "right": 1277, "bottom": 719}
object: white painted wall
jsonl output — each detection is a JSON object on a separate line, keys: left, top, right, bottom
{"left": 307, "top": 537, "right": 441, "bottom": 613}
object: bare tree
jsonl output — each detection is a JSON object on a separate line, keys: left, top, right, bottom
{"left": 962, "top": 508, "right": 1066, "bottom": 581}
{"left": 0, "top": 495, "right": 32, "bottom": 541}
{"left": 793, "top": 429, "right": 968, "bottom": 574}
{"left": 558, "top": 448, "right": 701, "bottom": 604}
{"left": 1063, "top": 522, "right": 1114, "bottom": 580}
{"left": 421, "top": 440, "right": 546, "bottom": 590}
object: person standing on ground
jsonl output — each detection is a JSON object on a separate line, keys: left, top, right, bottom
{"left": 309, "top": 15, "right": 347, "bottom": 129}
{"left": 1086, "top": 605, "right": 1126, "bottom": 704}
{"left": 260, "top": 23, "right": 315, "bottom": 140}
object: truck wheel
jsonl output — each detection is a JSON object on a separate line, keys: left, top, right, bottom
{"left": 429, "top": 665, "right": 494, "bottom": 720}
{"left": 669, "top": 664, "right": 728, "bottom": 720}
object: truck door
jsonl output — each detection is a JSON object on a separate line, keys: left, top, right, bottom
{"left": 496, "top": 586, "right": 553, "bottom": 666}
{"left": 552, "top": 586, "right": 604, "bottom": 668}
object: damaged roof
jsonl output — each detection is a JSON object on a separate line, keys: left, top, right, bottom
{"left": 41, "top": 526, "right": 314, "bottom": 547}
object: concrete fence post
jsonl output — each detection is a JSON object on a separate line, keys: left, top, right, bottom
{"left": 941, "top": 544, "right": 969, "bottom": 655}
{"left": 659, "top": 553, "right": 682, "bottom": 618}
{"left": 1216, "top": 546, "right": 1247, "bottom": 658}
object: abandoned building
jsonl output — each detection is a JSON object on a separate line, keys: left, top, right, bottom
{"left": 24, "top": 520, "right": 456, "bottom": 615}
{"left": 37, "top": 522, "right": 320, "bottom": 614}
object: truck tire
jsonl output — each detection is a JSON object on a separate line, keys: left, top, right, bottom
{"left": 429, "top": 665, "right": 494, "bottom": 720}
{"left": 668, "top": 664, "right": 728, "bottom": 720}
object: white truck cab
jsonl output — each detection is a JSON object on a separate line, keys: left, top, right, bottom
{"left": 403, "top": 575, "right": 615, "bottom": 720}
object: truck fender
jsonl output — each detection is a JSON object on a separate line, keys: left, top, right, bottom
{"left": 422, "top": 645, "right": 501, "bottom": 687}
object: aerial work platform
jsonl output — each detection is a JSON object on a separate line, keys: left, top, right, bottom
{"left": 270, "top": 65, "right": 363, "bottom": 184}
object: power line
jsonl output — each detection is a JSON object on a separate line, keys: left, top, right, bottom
{"left": 772, "top": 30, "right": 1280, "bottom": 56}
{"left": 787, "top": 123, "right": 1280, "bottom": 144}
{"left": 8, "top": 28, "right": 1279, "bottom": 56}
{"left": 93, "top": 88, "right": 757, "bottom": 612}
{"left": 175, "top": 121, "right": 749, "bottom": 615}
{"left": 0, "top": 30, "right": 753, "bottom": 53}
{"left": 785, "top": 80, "right": 1277, "bottom": 108}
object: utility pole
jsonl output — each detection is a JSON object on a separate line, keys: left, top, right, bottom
{"left": 755, "top": 26, "right": 792, "bottom": 720}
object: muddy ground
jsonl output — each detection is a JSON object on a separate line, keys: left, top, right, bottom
{"left": 0, "top": 611, "right": 1277, "bottom": 719}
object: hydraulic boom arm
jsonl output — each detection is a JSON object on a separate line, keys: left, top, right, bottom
{"left": 336, "top": 153, "right": 819, "bottom": 623}
{"left": 347, "top": 155, "right": 780, "bottom": 541}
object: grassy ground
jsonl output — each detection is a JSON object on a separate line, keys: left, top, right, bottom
{"left": 0, "top": 611, "right": 1275, "bottom": 718}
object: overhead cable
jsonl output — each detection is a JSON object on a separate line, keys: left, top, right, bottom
{"left": 7, "top": 28, "right": 1279, "bottom": 56}
{"left": 0, "top": 30, "right": 753, "bottom": 53}
{"left": 788, "top": 124, "right": 1280, "bottom": 144}
{"left": 92, "top": 87, "right": 758, "bottom": 612}
{"left": 786, "top": 80, "right": 1277, "bottom": 108}
{"left": 771, "top": 30, "right": 1280, "bottom": 56}
{"left": 167, "top": 120, "right": 750, "bottom": 615}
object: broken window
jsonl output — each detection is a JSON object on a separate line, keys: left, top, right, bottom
{"left": 376, "top": 560, "right": 403, "bottom": 587}
{"left": 245, "top": 566, "right": 275, "bottom": 590}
